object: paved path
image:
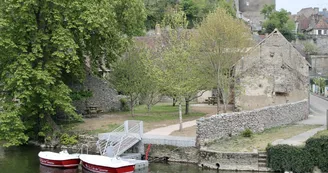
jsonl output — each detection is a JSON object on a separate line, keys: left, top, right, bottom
{"left": 275, "top": 94, "right": 327, "bottom": 146}
{"left": 145, "top": 120, "right": 196, "bottom": 136}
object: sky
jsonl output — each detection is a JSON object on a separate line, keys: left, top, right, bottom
{"left": 276, "top": 0, "right": 328, "bottom": 14}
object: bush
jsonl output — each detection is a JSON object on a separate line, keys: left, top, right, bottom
{"left": 119, "top": 98, "right": 130, "bottom": 111}
{"left": 241, "top": 128, "right": 253, "bottom": 138}
{"left": 267, "top": 130, "right": 328, "bottom": 173}
{"left": 60, "top": 133, "right": 78, "bottom": 146}
{"left": 267, "top": 145, "right": 313, "bottom": 173}
{"left": 305, "top": 133, "right": 328, "bottom": 172}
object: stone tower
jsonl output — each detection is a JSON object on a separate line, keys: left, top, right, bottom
{"left": 237, "top": 0, "right": 276, "bottom": 31}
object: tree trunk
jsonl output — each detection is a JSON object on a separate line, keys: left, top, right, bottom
{"left": 130, "top": 97, "right": 134, "bottom": 117}
{"left": 185, "top": 99, "right": 189, "bottom": 115}
{"left": 179, "top": 102, "right": 183, "bottom": 131}
{"left": 147, "top": 104, "right": 151, "bottom": 113}
{"left": 173, "top": 97, "right": 177, "bottom": 106}
{"left": 217, "top": 68, "right": 221, "bottom": 114}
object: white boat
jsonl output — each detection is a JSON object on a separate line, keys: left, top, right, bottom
{"left": 80, "top": 154, "right": 135, "bottom": 173}
{"left": 38, "top": 150, "right": 80, "bottom": 168}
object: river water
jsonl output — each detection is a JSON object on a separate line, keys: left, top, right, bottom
{"left": 0, "top": 146, "right": 253, "bottom": 173}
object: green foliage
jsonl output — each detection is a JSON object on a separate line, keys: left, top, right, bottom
{"left": 306, "top": 131, "right": 328, "bottom": 171}
{"left": 261, "top": 4, "right": 275, "bottom": 19}
{"left": 161, "top": 6, "right": 189, "bottom": 29}
{"left": 110, "top": 43, "right": 153, "bottom": 116}
{"left": 303, "top": 42, "right": 318, "bottom": 55}
{"left": 0, "top": 0, "right": 145, "bottom": 146}
{"left": 0, "top": 111, "right": 28, "bottom": 147}
{"left": 313, "top": 77, "right": 326, "bottom": 94}
{"left": 119, "top": 98, "right": 130, "bottom": 111}
{"left": 144, "top": 0, "right": 233, "bottom": 29}
{"left": 267, "top": 130, "right": 328, "bottom": 172}
{"left": 267, "top": 145, "right": 313, "bottom": 173}
{"left": 194, "top": 7, "right": 252, "bottom": 112}
{"left": 60, "top": 133, "right": 78, "bottom": 146}
{"left": 262, "top": 8, "right": 296, "bottom": 41}
{"left": 241, "top": 128, "right": 253, "bottom": 138}
{"left": 70, "top": 90, "right": 93, "bottom": 101}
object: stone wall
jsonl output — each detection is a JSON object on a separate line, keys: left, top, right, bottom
{"left": 147, "top": 145, "right": 198, "bottom": 164}
{"left": 196, "top": 100, "right": 308, "bottom": 146}
{"left": 295, "top": 36, "right": 328, "bottom": 55}
{"left": 199, "top": 149, "right": 258, "bottom": 171}
{"left": 72, "top": 74, "right": 120, "bottom": 114}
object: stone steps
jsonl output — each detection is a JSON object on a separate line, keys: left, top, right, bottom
{"left": 258, "top": 152, "right": 267, "bottom": 168}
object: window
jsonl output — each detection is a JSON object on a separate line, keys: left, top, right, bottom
{"left": 318, "top": 30, "right": 322, "bottom": 35}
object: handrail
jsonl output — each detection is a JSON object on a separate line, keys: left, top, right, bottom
{"left": 96, "top": 120, "right": 143, "bottom": 156}
{"left": 114, "top": 135, "right": 126, "bottom": 157}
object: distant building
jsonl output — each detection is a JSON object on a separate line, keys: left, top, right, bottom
{"left": 234, "top": 29, "right": 310, "bottom": 111}
{"left": 296, "top": 7, "right": 328, "bottom": 35}
{"left": 237, "top": 0, "right": 276, "bottom": 31}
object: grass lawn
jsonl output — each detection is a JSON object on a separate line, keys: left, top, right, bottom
{"left": 205, "top": 124, "right": 321, "bottom": 152}
{"left": 71, "top": 103, "right": 206, "bottom": 135}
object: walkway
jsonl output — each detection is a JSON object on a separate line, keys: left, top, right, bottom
{"left": 274, "top": 94, "right": 327, "bottom": 146}
{"left": 145, "top": 120, "right": 196, "bottom": 136}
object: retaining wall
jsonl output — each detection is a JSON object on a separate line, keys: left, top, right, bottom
{"left": 196, "top": 100, "right": 309, "bottom": 146}
{"left": 198, "top": 149, "right": 259, "bottom": 171}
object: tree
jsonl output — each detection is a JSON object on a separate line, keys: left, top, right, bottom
{"left": 0, "top": 0, "right": 146, "bottom": 147}
{"left": 110, "top": 44, "right": 151, "bottom": 116}
{"left": 262, "top": 8, "right": 296, "bottom": 41}
{"left": 303, "top": 42, "right": 318, "bottom": 55}
{"left": 313, "top": 77, "right": 326, "bottom": 95}
{"left": 194, "top": 8, "right": 252, "bottom": 113}
{"left": 261, "top": 4, "right": 275, "bottom": 19}
{"left": 155, "top": 28, "right": 206, "bottom": 130}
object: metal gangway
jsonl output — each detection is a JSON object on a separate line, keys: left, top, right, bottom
{"left": 97, "top": 120, "right": 143, "bottom": 157}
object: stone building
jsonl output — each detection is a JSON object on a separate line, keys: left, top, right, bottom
{"left": 234, "top": 29, "right": 310, "bottom": 111}
{"left": 237, "top": 0, "right": 276, "bottom": 31}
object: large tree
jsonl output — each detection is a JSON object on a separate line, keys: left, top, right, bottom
{"left": 110, "top": 44, "right": 152, "bottom": 116}
{"left": 261, "top": 6, "right": 296, "bottom": 41}
{"left": 0, "top": 0, "right": 145, "bottom": 147}
{"left": 194, "top": 8, "right": 252, "bottom": 113}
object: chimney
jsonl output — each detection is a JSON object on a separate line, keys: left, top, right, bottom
{"left": 155, "top": 24, "right": 161, "bottom": 36}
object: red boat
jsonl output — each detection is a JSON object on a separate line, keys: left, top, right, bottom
{"left": 38, "top": 150, "right": 80, "bottom": 168}
{"left": 80, "top": 154, "right": 135, "bottom": 173}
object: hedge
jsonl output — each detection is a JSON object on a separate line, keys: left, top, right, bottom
{"left": 267, "top": 130, "right": 328, "bottom": 173}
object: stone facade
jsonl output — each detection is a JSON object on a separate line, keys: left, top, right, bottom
{"left": 72, "top": 74, "right": 120, "bottom": 115}
{"left": 196, "top": 100, "right": 308, "bottom": 146}
{"left": 198, "top": 150, "right": 258, "bottom": 171}
{"left": 235, "top": 29, "right": 309, "bottom": 110}
{"left": 147, "top": 145, "right": 198, "bottom": 164}
{"left": 310, "top": 55, "right": 328, "bottom": 77}
{"left": 237, "top": 0, "right": 275, "bottom": 31}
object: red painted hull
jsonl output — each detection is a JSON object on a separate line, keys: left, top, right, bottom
{"left": 39, "top": 157, "right": 80, "bottom": 168}
{"left": 81, "top": 160, "right": 135, "bottom": 173}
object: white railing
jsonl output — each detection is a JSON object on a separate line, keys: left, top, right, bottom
{"left": 97, "top": 120, "right": 143, "bottom": 156}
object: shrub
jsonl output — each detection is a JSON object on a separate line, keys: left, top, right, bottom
{"left": 241, "top": 128, "right": 253, "bottom": 138}
{"left": 119, "top": 98, "right": 130, "bottom": 111}
{"left": 305, "top": 133, "right": 328, "bottom": 172}
{"left": 267, "top": 130, "right": 328, "bottom": 173}
{"left": 267, "top": 145, "right": 313, "bottom": 173}
{"left": 60, "top": 133, "right": 78, "bottom": 146}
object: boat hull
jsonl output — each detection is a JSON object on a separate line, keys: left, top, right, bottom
{"left": 81, "top": 160, "right": 135, "bottom": 173}
{"left": 39, "top": 157, "right": 80, "bottom": 168}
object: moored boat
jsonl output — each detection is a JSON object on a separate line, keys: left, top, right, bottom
{"left": 80, "top": 154, "right": 135, "bottom": 173}
{"left": 38, "top": 150, "right": 80, "bottom": 168}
